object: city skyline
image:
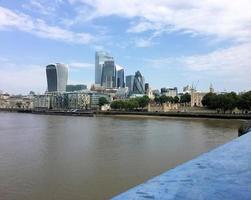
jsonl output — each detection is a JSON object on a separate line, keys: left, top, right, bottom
{"left": 1, "top": 1, "right": 251, "bottom": 94}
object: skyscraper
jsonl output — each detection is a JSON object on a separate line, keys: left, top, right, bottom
{"left": 101, "top": 60, "right": 117, "bottom": 88}
{"left": 126, "top": 75, "right": 135, "bottom": 93}
{"left": 46, "top": 63, "right": 68, "bottom": 93}
{"left": 116, "top": 64, "right": 125, "bottom": 88}
{"left": 95, "top": 51, "right": 113, "bottom": 85}
{"left": 132, "top": 71, "right": 145, "bottom": 94}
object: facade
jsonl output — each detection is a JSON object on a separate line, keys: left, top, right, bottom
{"left": 101, "top": 60, "right": 117, "bottom": 88}
{"left": 126, "top": 75, "right": 135, "bottom": 93}
{"left": 146, "top": 89, "right": 155, "bottom": 100}
{"left": 116, "top": 87, "right": 129, "bottom": 99}
{"left": 191, "top": 85, "right": 215, "bottom": 107}
{"left": 148, "top": 102, "right": 179, "bottom": 112}
{"left": 116, "top": 65, "right": 125, "bottom": 88}
{"left": 33, "top": 94, "right": 50, "bottom": 109}
{"left": 33, "top": 92, "right": 90, "bottom": 110}
{"left": 46, "top": 63, "right": 68, "bottom": 93}
{"left": 161, "top": 87, "right": 178, "bottom": 97}
{"left": 95, "top": 51, "right": 113, "bottom": 85}
{"left": 89, "top": 92, "right": 111, "bottom": 109}
{"left": 66, "top": 84, "right": 87, "bottom": 92}
{"left": 66, "top": 92, "right": 90, "bottom": 109}
{"left": 191, "top": 91, "right": 207, "bottom": 107}
{"left": 132, "top": 71, "right": 145, "bottom": 94}
{"left": 0, "top": 95, "right": 33, "bottom": 109}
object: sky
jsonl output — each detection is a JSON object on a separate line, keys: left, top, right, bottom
{"left": 0, "top": 0, "right": 251, "bottom": 94}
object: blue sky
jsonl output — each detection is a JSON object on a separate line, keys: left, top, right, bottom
{"left": 0, "top": 0, "right": 251, "bottom": 94}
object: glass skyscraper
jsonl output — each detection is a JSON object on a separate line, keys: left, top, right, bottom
{"left": 101, "top": 60, "right": 117, "bottom": 88}
{"left": 46, "top": 63, "right": 68, "bottom": 93}
{"left": 116, "top": 64, "right": 125, "bottom": 88}
{"left": 126, "top": 75, "right": 135, "bottom": 93}
{"left": 95, "top": 51, "right": 113, "bottom": 85}
{"left": 132, "top": 71, "right": 145, "bottom": 94}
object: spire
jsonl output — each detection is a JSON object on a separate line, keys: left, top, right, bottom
{"left": 209, "top": 83, "right": 214, "bottom": 93}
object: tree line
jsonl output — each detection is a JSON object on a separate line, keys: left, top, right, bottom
{"left": 202, "top": 91, "right": 251, "bottom": 113}
{"left": 154, "top": 93, "right": 191, "bottom": 105}
{"left": 100, "top": 93, "right": 192, "bottom": 111}
{"left": 110, "top": 96, "right": 150, "bottom": 110}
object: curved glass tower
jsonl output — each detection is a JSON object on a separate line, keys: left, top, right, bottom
{"left": 133, "top": 71, "right": 145, "bottom": 94}
{"left": 46, "top": 63, "right": 68, "bottom": 92}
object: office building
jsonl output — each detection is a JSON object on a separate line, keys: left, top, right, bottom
{"left": 46, "top": 63, "right": 68, "bottom": 93}
{"left": 126, "top": 75, "right": 135, "bottom": 93}
{"left": 132, "top": 71, "right": 145, "bottom": 94}
{"left": 116, "top": 64, "right": 125, "bottom": 88}
{"left": 145, "top": 83, "right": 149, "bottom": 93}
{"left": 89, "top": 92, "right": 111, "bottom": 109}
{"left": 101, "top": 60, "right": 117, "bottom": 88}
{"left": 95, "top": 51, "right": 113, "bottom": 85}
{"left": 161, "top": 87, "right": 178, "bottom": 97}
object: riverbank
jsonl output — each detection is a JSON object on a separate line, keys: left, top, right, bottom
{"left": 97, "top": 111, "right": 251, "bottom": 120}
{"left": 1, "top": 109, "right": 251, "bottom": 119}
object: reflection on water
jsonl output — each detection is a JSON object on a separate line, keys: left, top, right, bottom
{"left": 0, "top": 113, "right": 242, "bottom": 200}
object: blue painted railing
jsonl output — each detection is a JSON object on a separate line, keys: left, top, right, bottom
{"left": 112, "top": 131, "right": 251, "bottom": 200}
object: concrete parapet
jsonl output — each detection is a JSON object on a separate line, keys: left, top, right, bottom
{"left": 112, "top": 131, "right": 251, "bottom": 200}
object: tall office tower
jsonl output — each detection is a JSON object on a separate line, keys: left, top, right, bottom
{"left": 126, "top": 75, "right": 135, "bottom": 93}
{"left": 101, "top": 60, "right": 117, "bottom": 88}
{"left": 46, "top": 63, "right": 68, "bottom": 92}
{"left": 145, "top": 83, "right": 149, "bottom": 92}
{"left": 133, "top": 71, "right": 145, "bottom": 94}
{"left": 116, "top": 64, "right": 125, "bottom": 88}
{"left": 95, "top": 51, "right": 113, "bottom": 85}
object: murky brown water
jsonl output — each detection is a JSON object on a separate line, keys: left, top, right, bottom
{"left": 0, "top": 112, "right": 242, "bottom": 200}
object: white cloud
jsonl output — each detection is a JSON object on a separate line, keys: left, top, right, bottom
{"left": 22, "top": 1, "right": 55, "bottom": 15}
{"left": 134, "top": 38, "right": 153, "bottom": 48}
{"left": 69, "top": 62, "right": 93, "bottom": 69}
{"left": 0, "top": 6, "right": 93, "bottom": 44}
{"left": 144, "top": 43, "right": 251, "bottom": 91}
{"left": 70, "top": 0, "right": 251, "bottom": 42}
{"left": 0, "top": 62, "right": 46, "bottom": 95}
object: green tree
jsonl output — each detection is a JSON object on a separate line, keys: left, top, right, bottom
{"left": 138, "top": 96, "right": 150, "bottom": 108}
{"left": 180, "top": 93, "right": 191, "bottom": 105}
{"left": 202, "top": 92, "right": 239, "bottom": 113}
{"left": 202, "top": 92, "right": 218, "bottom": 109}
{"left": 111, "top": 101, "right": 119, "bottom": 109}
{"left": 173, "top": 96, "right": 179, "bottom": 104}
{"left": 237, "top": 91, "right": 251, "bottom": 113}
{"left": 127, "top": 99, "right": 139, "bottom": 110}
{"left": 99, "top": 97, "right": 109, "bottom": 108}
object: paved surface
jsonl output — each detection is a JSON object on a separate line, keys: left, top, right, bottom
{"left": 112, "top": 132, "right": 251, "bottom": 200}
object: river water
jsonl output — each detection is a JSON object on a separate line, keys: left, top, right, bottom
{"left": 0, "top": 112, "right": 242, "bottom": 200}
